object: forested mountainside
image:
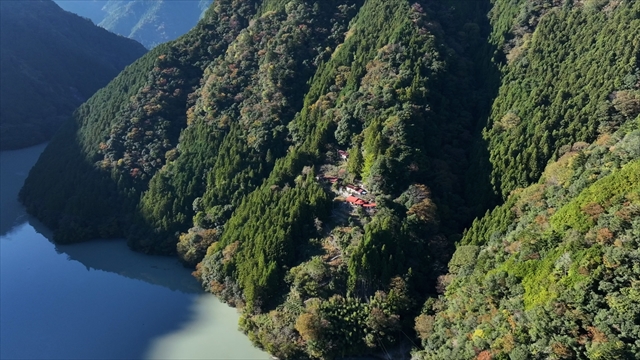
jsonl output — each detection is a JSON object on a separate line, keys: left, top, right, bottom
{"left": 412, "top": 1, "right": 640, "bottom": 359}
{"left": 415, "top": 119, "right": 640, "bottom": 359}
{"left": 0, "top": 0, "right": 146, "bottom": 150}
{"left": 55, "top": 0, "right": 213, "bottom": 48}
{"left": 20, "top": 0, "right": 640, "bottom": 358}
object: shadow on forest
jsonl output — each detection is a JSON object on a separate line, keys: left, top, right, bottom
{"left": 416, "top": 0, "right": 502, "bottom": 288}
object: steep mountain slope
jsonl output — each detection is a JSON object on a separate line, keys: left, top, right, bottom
{"left": 55, "top": 0, "right": 213, "bottom": 48}
{"left": 53, "top": 0, "right": 106, "bottom": 24}
{"left": 19, "top": 0, "right": 640, "bottom": 359}
{"left": 21, "top": 0, "right": 494, "bottom": 357}
{"left": 416, "top": 118, "right": 640, "bottom": 359}
{"left": 0, "top": 0, "right": 146, "bottom": 150}
{"left": 413, "top": 1, "right": 640, "bottom": 359}
{"left": 484, "top": 0, "right": 640, "bottom": 198}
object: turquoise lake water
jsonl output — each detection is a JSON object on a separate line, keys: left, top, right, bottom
{"left": 0, "top": 144, "right": 270, "bottom": 359}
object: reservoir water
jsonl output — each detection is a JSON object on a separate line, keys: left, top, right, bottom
{"left": 0, "top": 144, "right": 270, "bottom": 359}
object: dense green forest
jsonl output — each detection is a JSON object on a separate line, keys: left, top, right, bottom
{"left": 55, "top": 0, "right": 213, "bottom": 48}
{"left": 415, "top": 119, "right": 640, "bottom": 359}
{"left": 0, "top": 0, "right": 146, "bottom": 150}
{"left": 20, "top": 0, "right": 640, "bottom": 358}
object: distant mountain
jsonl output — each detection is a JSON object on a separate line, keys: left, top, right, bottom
{"left": 51, "top": 0, "right": 106, "bottom": 24}
{"left": 54, "top": 0, "right": 213, "bottom": 48}
{"left": 0, "top": 0, "right": 146, "bottom": 150}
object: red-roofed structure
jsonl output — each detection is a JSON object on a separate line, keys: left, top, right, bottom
{"left": 345, "top": 195, "right": 360, "bottom": 204}
{"left": 345, "top": 196, "right": 375, "bottom": 208}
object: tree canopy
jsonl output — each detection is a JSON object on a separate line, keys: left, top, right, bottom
{"left": 20, "top": 0, "right": 640, "bottom": 358}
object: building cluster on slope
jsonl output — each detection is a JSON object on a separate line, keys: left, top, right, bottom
{"left": 317, "top": 175, "right": 376, "bottom": 208}
{"left": 316, "top": 148, "right": 377, "bottom": 209}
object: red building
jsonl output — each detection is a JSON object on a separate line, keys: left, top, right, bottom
{"left": 345, "top": 196, "right": 375, "bottom": 208}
